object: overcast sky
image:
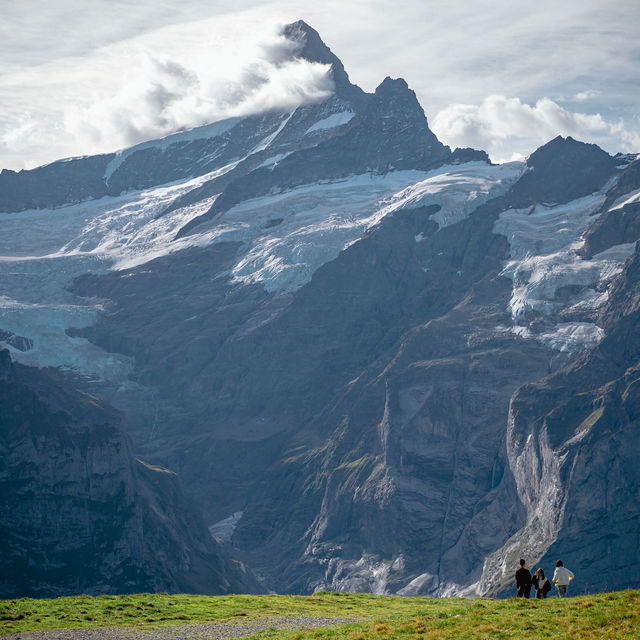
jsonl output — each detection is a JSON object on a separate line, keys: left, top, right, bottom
{"left": 1, "top": 0, "right": 638, "bottom": 169}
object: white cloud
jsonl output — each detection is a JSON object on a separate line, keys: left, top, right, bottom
{"left": 432, "top": 95, "right": 639, "bottom": 163}
{"left": 0, "top": 14, "right": 334, "bottom": 170}
{"left": 574, "top": 89, "right": 602, "bottom": 102}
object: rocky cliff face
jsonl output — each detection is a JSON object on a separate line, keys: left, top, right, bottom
{"left": 0, "top": 20, "right": 639, "bottom": 596}
{"left": 64, "top": 142, "right": 640, "bottom": 596}
{"left": 0, "top": 350, "right": 259, "bottom": 598}
{"left": 474, "top": 242, "right": 640, "bottom": 596}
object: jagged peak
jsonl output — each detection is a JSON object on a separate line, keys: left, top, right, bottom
{"left": 282, "top": 20, "right": 335, "bottom": 66}
{"left": 375, "top": 77, "right": 410, "bottom": 94}
{"left": 510, "top": 134, "right": 618, "bottom": 206}
{"left": 281, "top": 20, "right": 367, "bottom": 108}
{"left": 371, "top": 76, "right": 426, "bottom": 122}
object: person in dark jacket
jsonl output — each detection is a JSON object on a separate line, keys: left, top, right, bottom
{"left": 532, "top": 568, "right": 552, "bottom": 598}
{"left": 515, "top": 558, "right": 532, "bottom": 598}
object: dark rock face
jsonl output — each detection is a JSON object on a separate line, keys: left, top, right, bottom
{"left": 0, "top": 350, "right": 260, "bottom": 598}
{"left": 0, "top": 155, "right": 113, "bottom": 212}
{"left": 220, "top": 197, "right": 554, "bottom": 594}
{"left": 509, "top": 136, "right": 618, "bottom": 207}
{"left": 234, "top": 288, "right": 552, "bottom": 594}
{"left": 451, "top": 147, "right": 490, "bottom": 164}
{"left": 0, "top": 329, "right": 33, "bottom": 352}
{"left": 0, "top": 112, "right": 303, "bottom": 213}
{"left": 581, "top": 159, "right": 640, "bottom": 258}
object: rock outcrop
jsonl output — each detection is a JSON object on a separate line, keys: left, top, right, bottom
{"left": 0, "top": 350, "right": 260, "bottom": 598}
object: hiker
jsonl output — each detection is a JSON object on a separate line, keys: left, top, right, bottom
{"left": 532, "top": 568, "right": 552, "bottom": 599}
{"left": 552, "top": 560, "right": 574, "bottom": 597}
{"left": 515, "top": 558, "right": 532, "bottom": 598}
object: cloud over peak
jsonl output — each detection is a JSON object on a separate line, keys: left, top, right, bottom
{"left": 0, "top": 17, "right": 334, "bottom": 170}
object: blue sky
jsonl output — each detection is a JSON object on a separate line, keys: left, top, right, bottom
{"left": 1, "top": 0, "right": 638, "bottom": 169}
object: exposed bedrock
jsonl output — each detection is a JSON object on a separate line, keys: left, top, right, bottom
{"left": 0, "top": 350, "right": 261, "bottom": 598}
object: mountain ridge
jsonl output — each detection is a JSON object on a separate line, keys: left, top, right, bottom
{"left": 1, "top": 20, "right": 639, "bottom": 597}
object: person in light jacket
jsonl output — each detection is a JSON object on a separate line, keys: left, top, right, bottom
{"left": 552, "top": 560, "right": 574, "bottom": 597}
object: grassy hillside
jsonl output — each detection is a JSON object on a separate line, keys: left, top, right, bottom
{"left": 1, "top": 590, "right": 639, "bottom": 638}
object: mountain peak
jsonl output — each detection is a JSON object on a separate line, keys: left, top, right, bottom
{"left": 375, "top": 76, "right": 410, "bottom": 94}
{"left": 281, "top": 20, "right": 366, "bottom": 108}
{"left": 510, "top": 135, "right": 617, "bottom": 206}
{"left": 526, "top": 135, "right": 612, "bottom": 169}
{"left": 282, "top": 21, "right": 333, "bottom": 65}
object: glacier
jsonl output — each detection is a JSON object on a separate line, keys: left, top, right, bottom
{"left": 494, "top": 190, "right": 636, "bottom": 352}
{"left": 0, "top": 161, "right": 524, "bottom": 374}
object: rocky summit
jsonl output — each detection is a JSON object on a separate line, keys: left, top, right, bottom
{"left": 0, "top": 21, "right": 638, "bottom": 597}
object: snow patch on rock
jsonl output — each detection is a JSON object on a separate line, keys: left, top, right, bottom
{"left": 609, "top": 187, "right": 640, "bottom": 211}
{"left": 257, "top": 152, "right": 293, "bottom": 169}
{"left": 397, "top": 571, "right": 439, "bottom": 596}
{"left": 305, "top": 110, "right": 355, "bottom": 134}
{"left": 209, "top": 512, "right": 243, "bottom": 543}
{"left": 104, "top": 118, "right": 241, "bottom": 182}
{"left": 537, "top": 322, "right": 605, "bottom": 352}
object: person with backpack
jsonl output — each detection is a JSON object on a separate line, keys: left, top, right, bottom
{"left": 532, "top": 568, "right": 552, "bottom": 598}
{"left": 552, "top": 560, "right": 574, "bottom": 597}
{"left": 515, "top": 558, "right": 532, "bottom": 598}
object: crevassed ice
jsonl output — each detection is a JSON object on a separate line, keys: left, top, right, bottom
{"left": 209, "top": 511, "right": 243, "bottom": 543}
{"left": 0, "top": 167, "right": 235, "bottom": 375}
{"left": 226, "top": 170, "right": 431, "bottom": 292}
{"left": 537, "top": 322, "right": 605, "bottom": 352}
{"left": 381, "top": 161, "right": 524, "bottom": 229}
{"left": 494, "top": 192, "right": 637, "bottom": 352}
{"left": 227, "top": 162, "right": 523, "bottom": 293}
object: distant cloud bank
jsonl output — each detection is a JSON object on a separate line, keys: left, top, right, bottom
{"left": 432, "top": 95, "right": 640, "bottom": 164}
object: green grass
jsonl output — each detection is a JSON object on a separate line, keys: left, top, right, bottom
{"left": 1, "top": 590, "right": 639, "bottom": 639}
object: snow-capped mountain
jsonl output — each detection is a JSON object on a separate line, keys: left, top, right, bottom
{"left": 1, "top": 21, "right": 639, "bottom": 597}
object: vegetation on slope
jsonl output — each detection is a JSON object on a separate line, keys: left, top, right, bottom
{"left": 1, "top": 590, "right": 639, "bottom": 638}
